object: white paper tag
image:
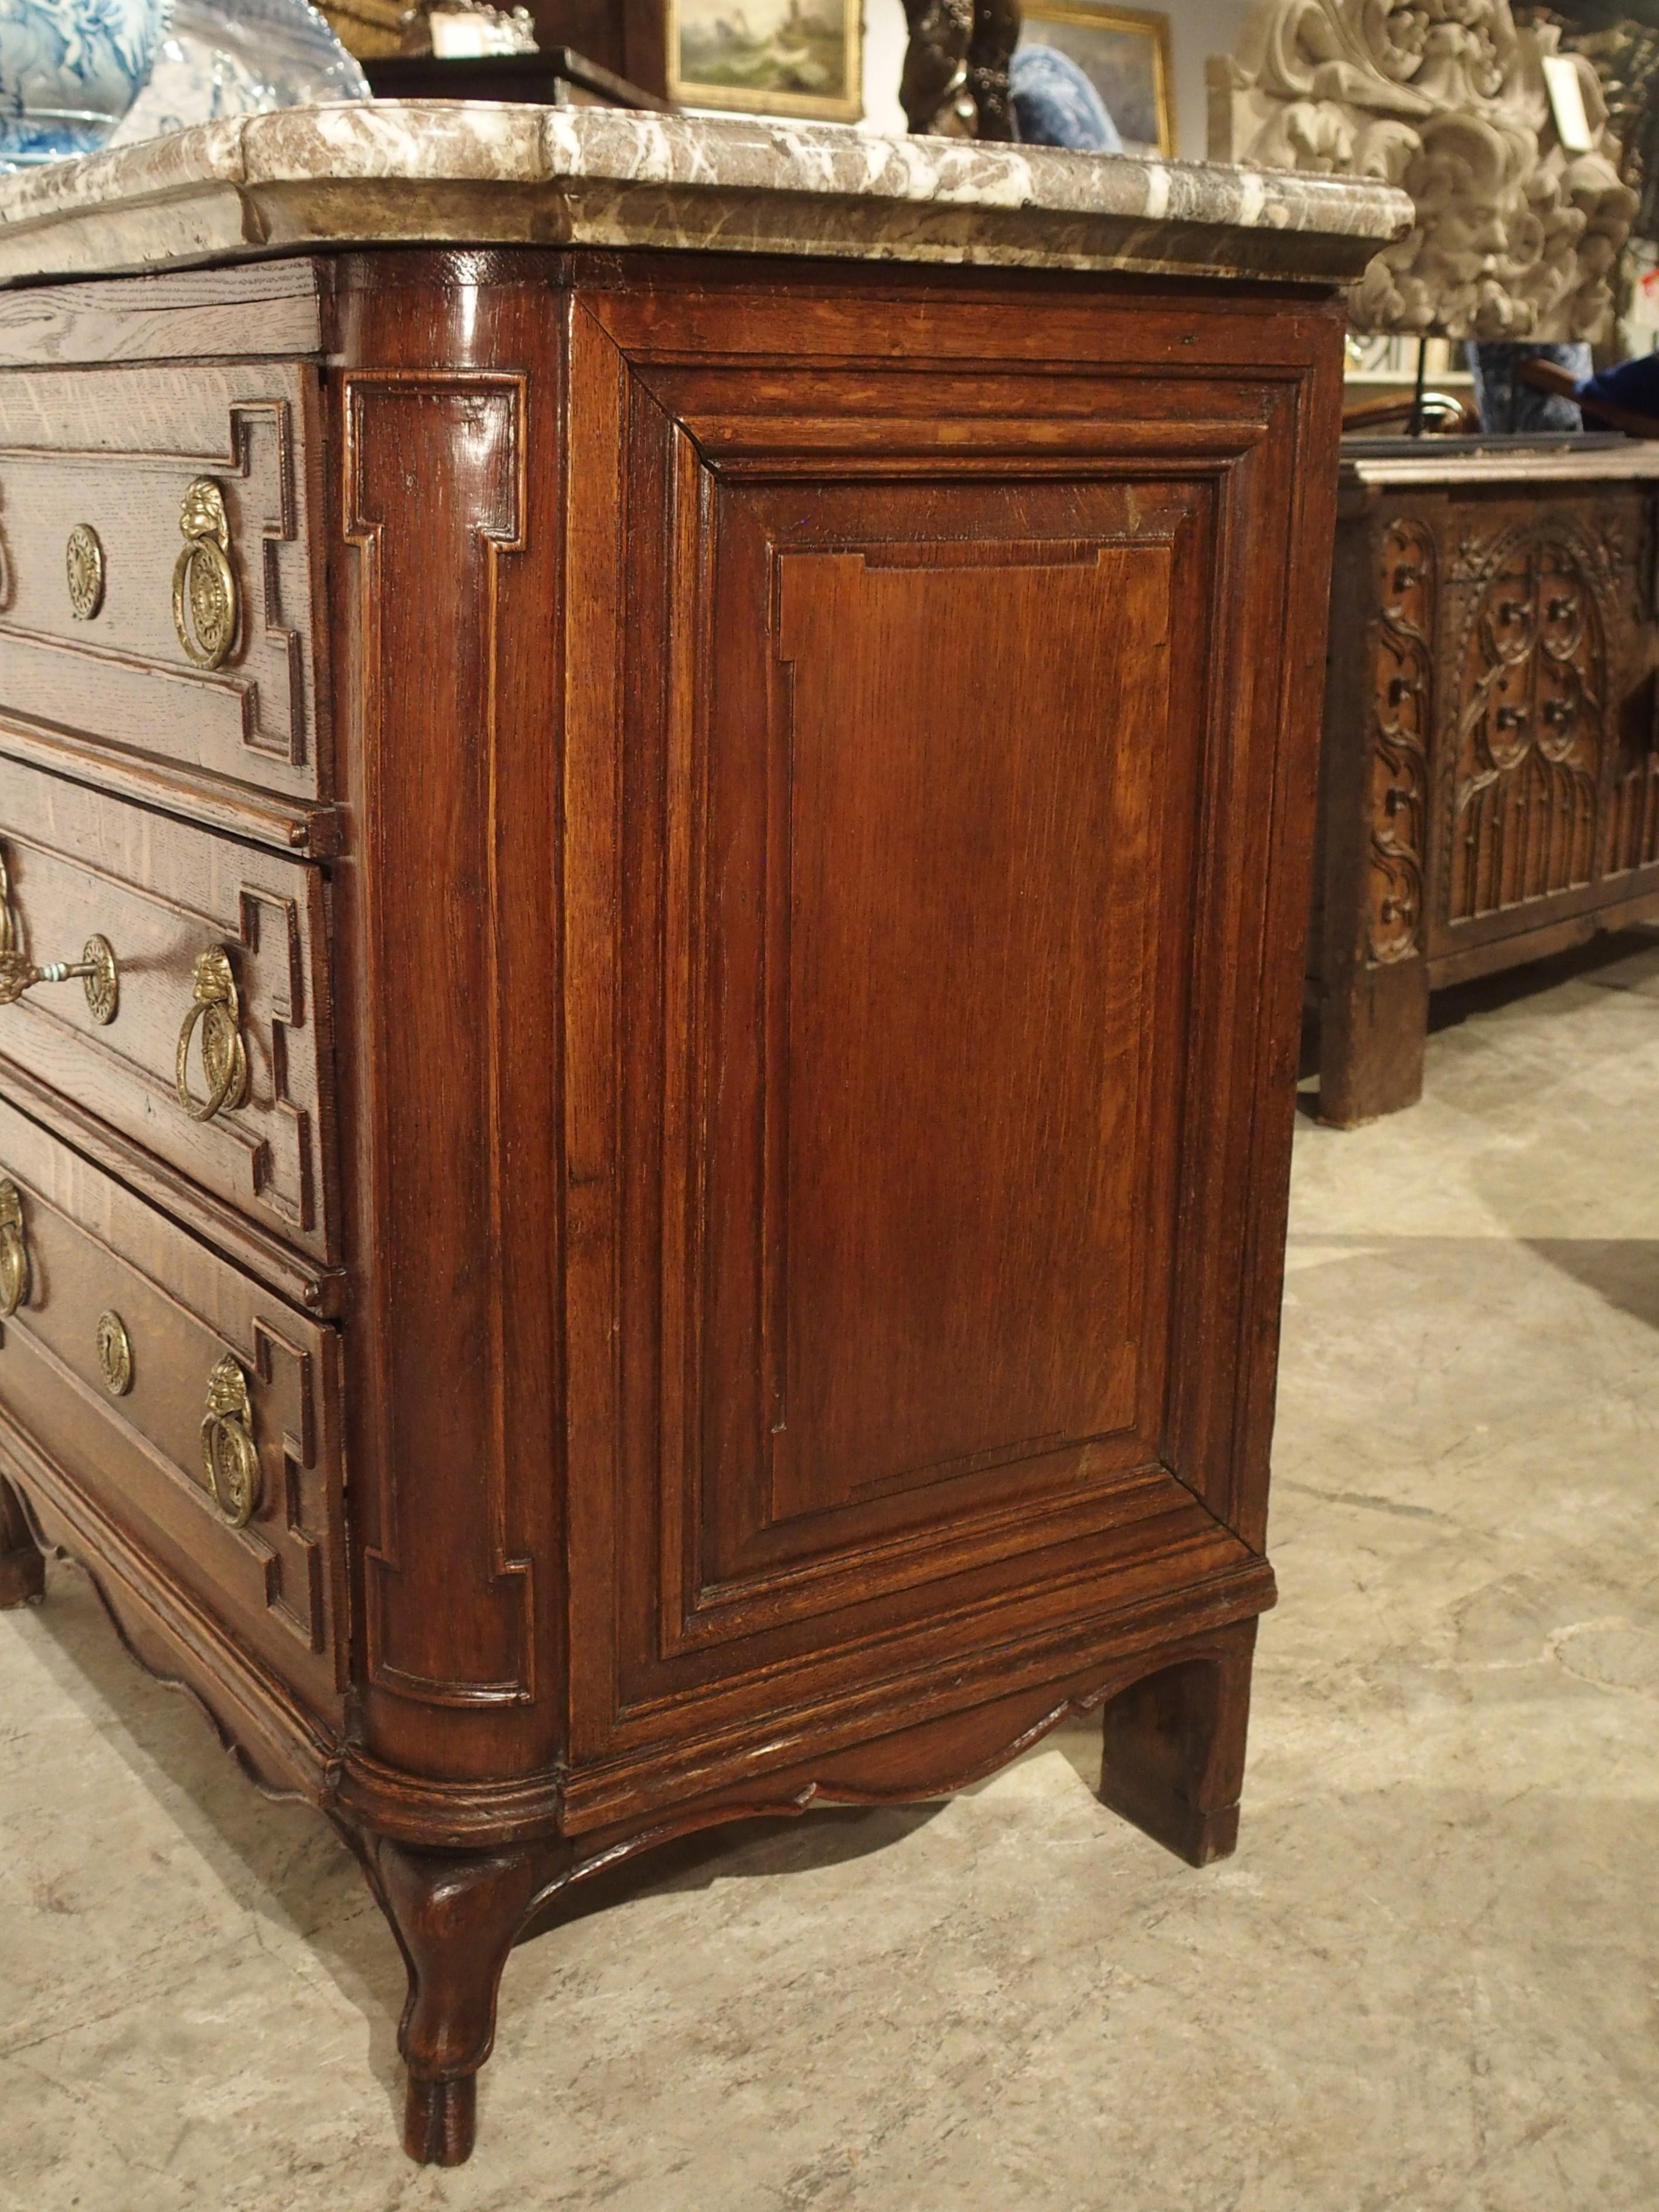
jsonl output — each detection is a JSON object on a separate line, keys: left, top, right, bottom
{"left": 1543, "top": 54, "right": 1595, "bottom": 154}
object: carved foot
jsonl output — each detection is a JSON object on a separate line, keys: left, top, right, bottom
{"left": 1098, "top": 1621, "right": 1258, "bottom": 1867}
{"left": 404, "top": 2071, "right": 476, "bottom": 2166}
{"left": 0, "top": 1474, "right": 43, "bottom": 1608}
{"left": 362, "top": 1835, "right": 555, "bottom": 2166}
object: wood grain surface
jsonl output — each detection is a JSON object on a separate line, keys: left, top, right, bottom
{"left": 0, "top": 359, "right": 331, "bottom": 821}
{"left": 0, "top": 758, "right": 338, "bottom": 1262}
{"left": 0, "top": 1091, "right": 346, "bottom": 1709}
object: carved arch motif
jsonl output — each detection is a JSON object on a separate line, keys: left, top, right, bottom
{"left": 1451, "top": 522, "right": 1606, "bottom": 921}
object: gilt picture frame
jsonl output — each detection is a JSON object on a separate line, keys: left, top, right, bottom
{"left": 1016, "top": 1, "right": 1174, "bottom": 157}
{"left": 669, "top": 0, "right": 864, "bottom": 123}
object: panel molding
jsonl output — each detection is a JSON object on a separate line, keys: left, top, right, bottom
{"left": 345, "top": 369, "right": 536, "bottom": 1709}
{"left": 561, "top": 297, "right": 1324, "bottom": 1760}
{"left": 0, "top": 388, "right": 318, "bottom": 783}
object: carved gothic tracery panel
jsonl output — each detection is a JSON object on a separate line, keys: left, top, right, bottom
{"left": 1452, "top": 529, "right": 1605, "bottom": 921}
{"left": 1208, "top": 0, "right": 1636, "bottom": 339}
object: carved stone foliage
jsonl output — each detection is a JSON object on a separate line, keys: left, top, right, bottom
{"left": 1369, "top": 519, "right": 1435, "bottom": 963}
{"left": 1208, "top": 0, "right": 1637, "bottom": 338}
{"left": 1452, "top": 527, "right": 1605, "bottom": 921}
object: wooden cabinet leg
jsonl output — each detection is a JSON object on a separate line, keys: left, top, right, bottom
{"left": 362, "top": 1835, "right": 556, "bottom": 2166}
{"left": 1098, "top": 1622, "right": 1258, "bottom": 1867}
{"left": 0, "top": 1474, "right": 43, "bottom": 1608}
{"left": 1317, "top": 953, "right": 1430, "bottom": 1127}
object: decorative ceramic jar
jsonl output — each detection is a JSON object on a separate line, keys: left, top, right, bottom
{"left": 0, "top": 0, "right": 170, "bottom": 165}
{"left": 110, "top": 0, "right": 367, "bottom": 146}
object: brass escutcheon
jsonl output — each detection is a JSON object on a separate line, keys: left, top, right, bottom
{"left": 0, "top": 1178, "right": 29, "bottom": 1319}
{"left": 65, "top": 524, "right": 104, "bottom": 621}
{"left": 0, "top": 851, "right": 120, "bottom": 1025}
{"left": 175, "top": 946, "right": 249, "bottom": 1122}
{"left": 171, "top": 479, "right": 238, "bottom": 669}
{"left": 200, "top": 1354, "right": 260, "bottom": 1527}
{"left": 96, "top": 1309, "right": 133, "bottom": 1397}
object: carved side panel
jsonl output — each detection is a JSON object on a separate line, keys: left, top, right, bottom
{"left": 1450, "top": 527, "right": 1605, "bottom": 922}
{"left": 345, "top": 373, "right": 536, "bottom": 1709}
{"left": 1368, "top": 518, "right": 1435, "bottom": 964}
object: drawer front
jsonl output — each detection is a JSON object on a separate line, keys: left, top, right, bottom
{"left": 0, "top": 362, "right": 326, "bottom": 806}
{"left": 0, "top": 758, "right": 335, "bottom": 1263}
{"left": 0, "top": 1097, "right": 346, "bottom": 1715}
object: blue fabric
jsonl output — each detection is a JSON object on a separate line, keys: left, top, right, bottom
{"left": 1010, "top": 45, "right": 1122, "bottom": 154}
{"left": 1578, "top": 352, "right": 1659, "bottom": 420}
{"left": 1464, "top": 342, "right": 1590, "bottom": 435}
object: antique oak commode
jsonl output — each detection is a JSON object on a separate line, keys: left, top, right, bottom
{"left": 0, "top": 109, "right": 1405, "bottom": 2162}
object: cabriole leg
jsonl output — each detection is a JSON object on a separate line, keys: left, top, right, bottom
{"left": 1098, "top": 1621, "right": 1258, "bottom": 1867}
{"left": 363, "top": 1835, "right": 551, "bottom": 2166}
{"left": 0, "top": 1474, "right": 43, "bottom": 1608}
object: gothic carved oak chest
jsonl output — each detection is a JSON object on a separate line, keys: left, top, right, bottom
{"left": 1313, "top": 441, "right": 1659, "bottom": 1126}
{"left": 0, "top": 107, "right": 1406, "bottom": 2163}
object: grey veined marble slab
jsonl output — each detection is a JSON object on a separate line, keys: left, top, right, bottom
{"left": 0, "top": 102, "right": 1411, "bottom": 287}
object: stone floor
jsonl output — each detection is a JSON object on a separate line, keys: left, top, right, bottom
{"left": 4, "top": 933, "right": 1658, "bottom": 2212}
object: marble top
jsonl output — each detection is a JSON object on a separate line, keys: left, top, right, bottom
{"left": 1341, "top": 438, "right": 1659, "bottom": 486}
{"left": 0, "top": 103, "right": 1412, "bottom": 289}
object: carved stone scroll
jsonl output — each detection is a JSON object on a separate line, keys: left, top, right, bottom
{"left": 1208, "top": 0, "right": 1637, "bottom": 339}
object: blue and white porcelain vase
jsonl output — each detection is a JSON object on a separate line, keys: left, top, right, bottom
{"left": 0, "top": 0, "right": 171, "bottom": 166}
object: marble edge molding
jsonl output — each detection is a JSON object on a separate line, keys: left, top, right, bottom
{"left": 1344, "top": 443, "right": 1659, "bottom": 485}
{"left": 0, "top": 102, "right": 1413, "bottom": 288}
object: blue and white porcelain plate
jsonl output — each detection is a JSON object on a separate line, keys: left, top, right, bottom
{"left": 0, "top": 0, "right": 171, "bottom": 164}
{"left": 111, "top": 0, "right": 368, "bottom": 146}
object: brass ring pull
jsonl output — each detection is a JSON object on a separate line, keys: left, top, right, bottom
{"left": 0, "top": 936, "right": 119, "bottom": 1024}
{"left": 172, "top": 479, "right": 239, "bottom": 669}
{"left": 176, "top": 947, "right": 250, "bottom": 1122}
{"left": 0, "top": 1178, "right": 29, "bottom": 1318}
{"left": 0, "top": 847, "right": 119, "bottom": 1024}
{"left": 200, "top": 1354, "right": 260, "bottom": 1527}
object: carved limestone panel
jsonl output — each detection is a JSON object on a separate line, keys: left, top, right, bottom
{"left": 1208, "top": 0, "right": 1636, "bottom": 339}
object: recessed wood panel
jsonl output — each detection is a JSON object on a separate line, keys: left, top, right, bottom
{"left": 759, "top": 543, "right": 1166, "bottom": 1520}
{"left": 552, "top": 275, "right": 1338, "bottom": 1765}
{"left": 680, "top": 483, "right": 1198, "bottom": 1635}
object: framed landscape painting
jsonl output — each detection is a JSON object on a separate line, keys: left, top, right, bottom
{"left": 670, "top": 0, "right": 863, "bottom": 122}
{"left": 1017, "top": 2, "right": 1174, "bottom": 157}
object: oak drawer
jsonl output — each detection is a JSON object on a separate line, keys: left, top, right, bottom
{"left": 0, "top": 758, "right": 336, "bottom": 1264}
{"left": 0, "top": 362, "right": 326, "bottom": 812}
{"left": 0, "top": 1096, "right": 346, "bottom": 1716}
